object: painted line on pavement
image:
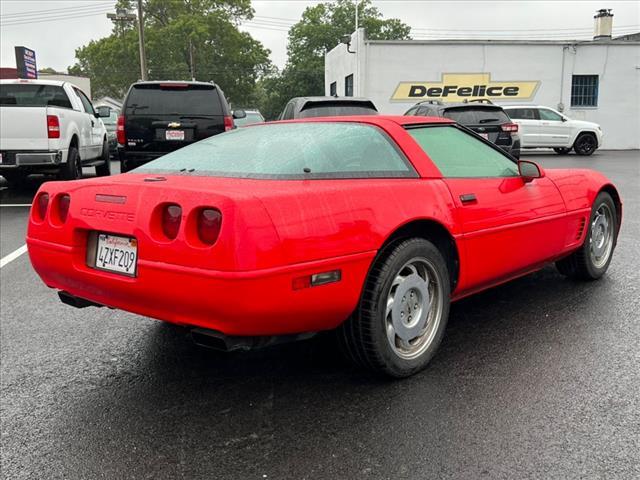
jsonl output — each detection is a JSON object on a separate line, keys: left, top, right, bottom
{"left": 0, "top": 204, "right": 32, "bottom": 207}
{"left": 0, "top": 245, "right": 28, "bottom": 269}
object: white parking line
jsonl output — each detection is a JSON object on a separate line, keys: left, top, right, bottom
{"left": 0, "top": 204, "right": 32, "bottom": 207}
{"left": 0, "top": 245, "right": 28, "bottom": 269}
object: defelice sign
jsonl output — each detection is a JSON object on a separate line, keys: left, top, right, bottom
{"left": 391, "top": 73, "right": 540, "bottom": 102}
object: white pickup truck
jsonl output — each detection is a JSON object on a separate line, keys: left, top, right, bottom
{"left": 0, "top": 79, "right": 111, "bottom": 187}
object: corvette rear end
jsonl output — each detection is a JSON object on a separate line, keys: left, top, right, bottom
{"left": 26, "top": 174, "right": 374, "bottom": 336}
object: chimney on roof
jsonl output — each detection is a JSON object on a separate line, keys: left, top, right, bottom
{"left": 594, "top": 9, "right": 613, "bottom": 40}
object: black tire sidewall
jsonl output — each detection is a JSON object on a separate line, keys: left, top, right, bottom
{"left": 61, "top": 147, "right": 81, "bottom": 180}
{"left": 363, "top": 239, "right": 451, "bottom": 377}
{"left": 574, "top": 133, "right": 597, "bottom": 156}
{"left": 96, "top": 142, "right": 111, "bottom": 176}
{"left": 581, "top": 192, "right": 617, "bottom": 278}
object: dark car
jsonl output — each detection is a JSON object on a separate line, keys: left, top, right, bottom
{"left": 117, "top": 81, "right": 242, "bottom": 172}
{"left": 279, "top": 96, "right": 378, "bottom": 120}
{"left": 404, "top": 100, "right": 520, "bottom": 159}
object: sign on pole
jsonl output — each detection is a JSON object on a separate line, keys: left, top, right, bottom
{"left": 15, "top": 46, "right": 38, "bottom": 79}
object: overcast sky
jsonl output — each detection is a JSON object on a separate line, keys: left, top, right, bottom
{"left": 1, "top": 0, "right": 638, "bottom": 72}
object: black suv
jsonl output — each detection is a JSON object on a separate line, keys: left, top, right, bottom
{"left": 279, "top": 97, "right": 378, "bottom": 120}
{"left": 117, "top": 81, "right": 244, "bottom": 172}
{"left": 404, "top": 100, "right": 520, "bottom": 159}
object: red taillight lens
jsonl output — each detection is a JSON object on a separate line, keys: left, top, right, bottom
{"left": 47, "top": 115, "right": 60, "bottom": 139}
{"left": 34, "top": 192, "right": 49, "bottom": 221}
{"left": 501, "top": 122, "right": 519, "bottom": 133}
{"left": 224, "top": 116, "right": 233, "bottom": 131}
{"left": 116, "top": 115, "right": 126, "bottom": 144}
{"left": 197, "top": 208, "right": 222, "bottom": 245}
{"left": 161, "top": 204, "right": 182, "bottom": 240}
{"left": 58, "top": 194, "right": 71, "bottom": 223}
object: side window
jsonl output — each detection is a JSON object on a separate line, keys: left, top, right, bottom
{"left": 538, "top": 108, "right": 563, "bottom": 121}
{"left": 407, "top": 125, "right": 519, "bottom": 178}
{"left": 405, "top": 106, "right": 419, "bottom": 116}
{"left": 416, "top": 107, "right": 430, "bottom": 116}
{"left": 507, "top": 108, "right": 537, "bottom": 120}
{"left": 74, "top": 88, "right": 95, "bottom": 115}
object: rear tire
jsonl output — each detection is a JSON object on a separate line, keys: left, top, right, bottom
{"left": 1, "top": 171, "right": 28, "bottom": 188}
{"left": 556, "top": 192, "right": 617, "bottom": 280}
{"left": 338, "top": 238, "right": 451, "bottom": 378}
{"left": 60, "top": 146, "right": 82, "bottom": 180}
{"left": 573, "top": 133, "right": 597, "bottom": 156}
{"left": 554, "top": 147, "right": 572, "bottom": 155}
{"left": 95, "top": 141, "right": 111, "bottom": 177}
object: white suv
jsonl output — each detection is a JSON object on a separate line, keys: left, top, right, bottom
{"left": 502, "top": 105, "right": 603, "bottom": 156}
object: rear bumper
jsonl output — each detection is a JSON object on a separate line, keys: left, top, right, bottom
{"left": 27, "top": 236, "right": 374, "bottom": 336}
{"left": 0, "top": 150, "right": 65, "bottom": 168}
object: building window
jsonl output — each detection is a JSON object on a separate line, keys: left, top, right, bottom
{"left": 571, "top": 75, "right": 599, "bottom": 107}
{"left": 345, "top": 74, "right": 354, "bottom": 97}
{"left": 330, "top": 82, "right": 337, "bottom": 97}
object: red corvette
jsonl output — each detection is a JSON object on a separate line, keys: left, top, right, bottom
{"left": 27, "top": 116, "right": 621, "bottom": 377}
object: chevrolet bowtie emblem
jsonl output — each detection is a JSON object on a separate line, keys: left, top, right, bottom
{"left": 167, "top": 122, "right": 181, "bottom": 128}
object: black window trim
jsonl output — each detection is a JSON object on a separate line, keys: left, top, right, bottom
{"left": 404, "top": 123, "right": 521, "bottom": 179}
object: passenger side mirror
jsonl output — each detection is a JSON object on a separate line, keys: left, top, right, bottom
{"left": 96, "top": 106, "right": 111, "bottom": 118}
{"left": 518, "top": 160, "right": 545, "bottom": 182}
{"left": 232, "top": 109, "right": 247, "bottom": 119}
{"left": 561, "top": 116, "right": 568, "bottom": 122}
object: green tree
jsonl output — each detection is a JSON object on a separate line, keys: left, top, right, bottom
{"left": 272, "top": 0, "right": 411, "bottom": 110}
{"left": 70, "top": 0, "right": 271, "bottom": 103}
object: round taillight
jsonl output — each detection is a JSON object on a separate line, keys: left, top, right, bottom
{"left": 162, "top": 204, "right": 182, "bottom": 240}
{"left": 58, "top": 194, "right": 71, "bottom": 223}
{"left": 197, "top": 208, "right": 222, "bottom": 245}
{"left": 34, "top": 192, "right": 49, "bottom": 221}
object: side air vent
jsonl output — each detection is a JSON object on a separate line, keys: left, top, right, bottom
{"left": 576, "top": 217, "right": 587, "bottom": 241}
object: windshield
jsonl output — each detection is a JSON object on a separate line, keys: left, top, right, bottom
{"left": 443, "top": 108, "right": 510, "bottom": 125}
{"left": 136, "top": 122, "right": 415, "bottom": 179}
{"left": 234, "top": 112, "right": 265, "bottom": 126}
{"left": 0, "top": 84, "right": 72, "bottom": 108}
{"left": 125, "top": 84, "right": 223, "bottom": 116}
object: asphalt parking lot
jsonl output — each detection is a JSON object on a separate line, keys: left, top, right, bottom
{"left": 1, "top": 151, "right": 639, "bottom": 479}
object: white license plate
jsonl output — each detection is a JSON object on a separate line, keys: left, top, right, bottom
{"left": 95, "top": 234, "right": 138, "bottom": 276}
{"left": 166, "top": 130, "right": 185, "bottom": 141}
{"left": 480, "top": 133, "right": 489, "bottom": 140}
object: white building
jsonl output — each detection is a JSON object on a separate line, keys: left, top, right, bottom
{"left": 325, "top": 11, "right": 639, "bottom": 149}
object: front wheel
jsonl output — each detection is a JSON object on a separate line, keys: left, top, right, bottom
{"left": 554, "top": 147, "right": 572, "bottom": 155}
{"left": 573, "top": 133, "right": 597, "bottom": 156}
{"left": 556, "top": 192, "right": 617, "bottom": 280}
{"left": 338, "top": 238, "right": 451, "bottom": 378}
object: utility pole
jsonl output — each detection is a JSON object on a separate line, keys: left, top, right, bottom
{"left": 137, "top": 0, "right": 148, "bottom": 80}
{"left": 189, "top": 39, "right": 195, "bottom": 81}
{"left": 107, "top": 6, "right": 147, "bottom": 80}
{"left": 355, "top": 0, "right": 359, "bottom": 31}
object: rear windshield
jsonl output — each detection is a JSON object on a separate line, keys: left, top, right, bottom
{"left": 136, "top": 122, "right": 415, "bottom": 179}
{"left": 125, "top": 84, "right": 223, "bottom": 116}
{"left": 442, "top": 107, "right": 510, "bottom": 125}
{"left": 0, "top": 84, "right": 72, "bottom": 108}
{"left": 299, "top": 102, "right": 378, "bottom": 118}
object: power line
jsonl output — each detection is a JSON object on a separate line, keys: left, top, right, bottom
{"left": 0, "top": 2, "right": 114, "bottom": 19}
{"left": 0, "top": 9, "right": 114, "bottom": 27}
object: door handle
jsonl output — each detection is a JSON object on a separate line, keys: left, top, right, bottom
{"left": 460, "top": 193, "right": 477, "bottom": 204}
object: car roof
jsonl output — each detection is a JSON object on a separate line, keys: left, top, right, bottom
{"left": 0, "top": 78, "right": 67, "bottom": 87}
{"left": 501, "top": 105, "right": 552, "bottom": 109}
{"left": 132, "top": 80, "right": 217, "bottom": 87}
{"left": 291, "top": 96, "right": 374, "bottom": 104}
{"left": 275, "top": 115, "right": 453, "bottom": 127}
